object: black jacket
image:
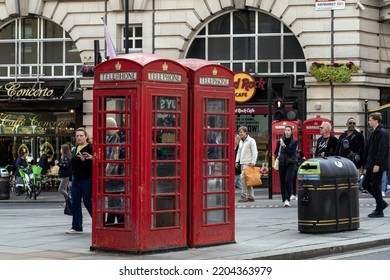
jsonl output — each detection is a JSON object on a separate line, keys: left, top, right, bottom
{"left": 274, "top": 136, "right": 297, "bottom": 166}
{"left": 58, "top": 156, "right": 72, "bottom": 178}
{"left": 363, "top": 124, "right": 389, "bottom": 172}
{"left": 71, "top": 144, "right": 93, "bottom": 179}
{"left": 315, "top": 135, "right": 338, "bottom": 157}
{"left": 335, "top": 129, "right": 365, "bottom": 168}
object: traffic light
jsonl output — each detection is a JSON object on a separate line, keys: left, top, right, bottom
{"left": 273, "top": 97, "right": 285, "bottom": 120}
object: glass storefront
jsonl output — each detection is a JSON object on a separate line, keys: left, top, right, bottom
{"left": 235, "top": 114, "right": 268, "bottom": 164}
{"left": 0, "top": 112, "right": 75, "bottom": 168}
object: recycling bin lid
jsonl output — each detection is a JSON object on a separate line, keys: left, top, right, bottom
{"left": 297, "top": 160, "right": 321, "bottom": 181}
{"left": 297, "top": 156, "right": 358, "bottom": 182}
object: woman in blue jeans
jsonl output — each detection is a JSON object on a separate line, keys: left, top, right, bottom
{"left": 66, "top": 127, "right": 93, "bottom": 234}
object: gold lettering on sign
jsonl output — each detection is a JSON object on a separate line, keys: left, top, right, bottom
{"left": 0, "top": 114, "right": 70, "bottom": 132}
{"left": 0, "top": 83, "right": 54, "bottom": 98}
{"left": 29, "top": 115, "right": 71, "bottom": 127}
{"left": 0, "top": 114, "right": 26, "bottom": 127}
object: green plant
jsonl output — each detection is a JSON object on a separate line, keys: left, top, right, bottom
{"left": 310, "top": 61, "right": 360, "bottom": 83}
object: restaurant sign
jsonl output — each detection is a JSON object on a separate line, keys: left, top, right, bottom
{"left": 0, "top": 113, "right": 72, "bottom": 134}
{"left": 0, "top": 83, "right": 54, "bottom": 98}
{"left": 234, "top": 72, "right": 265, "bottom": 103}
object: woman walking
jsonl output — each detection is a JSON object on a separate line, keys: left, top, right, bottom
{"left": 66, "top": 127, "right": 93, "bottom": 234}
{"left": 58, "top": 144, "right": 72, "bottom": 205}
{"left": 274, "top": 125, "right": 297, "bottom": 207}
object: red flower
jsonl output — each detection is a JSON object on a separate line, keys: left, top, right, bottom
{"left": 79, "top": 65, "right": 95, "bottom": 74}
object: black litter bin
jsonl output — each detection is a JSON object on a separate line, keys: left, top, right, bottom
{"left": 297, "top": 156, "right": 359, "bottom": 233}
{"left": 0, "top": 167, "right": 10, "bottom": 200}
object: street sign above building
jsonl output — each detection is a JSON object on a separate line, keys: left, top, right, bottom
{"left": 315, "top": 0, "right": 345, "bottom": 11}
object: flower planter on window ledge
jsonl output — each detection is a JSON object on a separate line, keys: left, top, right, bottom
{"left": 309, "top": 61, "right": 360, "bottom": 83}
{"left": 80, "top": 65, "right": 95, "bottom": 77}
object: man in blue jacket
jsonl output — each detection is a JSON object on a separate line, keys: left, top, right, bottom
{"left": 363, "top": 112, "right": 389, "bottom": 217}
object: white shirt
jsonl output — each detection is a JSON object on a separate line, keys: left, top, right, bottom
{"left": 235, "top": 135, "right": 258, "bottom": 165}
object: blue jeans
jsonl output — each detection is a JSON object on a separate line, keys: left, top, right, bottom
{"left": 70, "top": 177, "right": 92, "bottom": 231}
{"left": 382, "top": 171, "right": 388, "bottom": 192}
{"left": 235, "top": 174, "right": 242, "bottom": 188}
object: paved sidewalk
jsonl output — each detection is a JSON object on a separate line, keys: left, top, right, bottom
{"left": 0, "top": 188, "right": 389, "bottom": 260}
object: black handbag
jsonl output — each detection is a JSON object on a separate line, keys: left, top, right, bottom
{"left": 64, "top": 194, "right": 73, "bottom": 216}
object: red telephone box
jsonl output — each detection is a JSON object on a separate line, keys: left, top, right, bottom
{"left": 271, "top": 120, "right": 300, "bottom": 194}
{"left": 177, "top": 58, "right": 235, "bottom": 247}
{"left": 302, "top": 116, "right": 334, "bottom": 159}
{"left": 91, "top": 53, "right": 188, "bottom": 253}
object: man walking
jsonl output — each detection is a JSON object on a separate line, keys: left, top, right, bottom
{"left": 315, "top": 121, "right": 338, "bottom": 157}
{"left": 363, "top": 112, "right": 389, "bottom": 218}
{"left": 235, "top": 126, "right": 258, "bottom": 202}
{"left": 335, "top": 117, "right": 365, "bottom": 169}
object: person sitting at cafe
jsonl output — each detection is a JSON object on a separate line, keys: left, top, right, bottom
{"left": 50, "top": 160, "right": 59, "bottom": 176}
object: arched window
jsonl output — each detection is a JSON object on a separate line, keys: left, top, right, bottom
{"left": 186, "top": 10, "right": 306, "bottom": 86}
{"left": 0, "top": 17, "right": 81, "bottom": 80}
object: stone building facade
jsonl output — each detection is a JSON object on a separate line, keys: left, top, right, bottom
{"left": 1, "top": 0, "right": 390, "bottom": 160}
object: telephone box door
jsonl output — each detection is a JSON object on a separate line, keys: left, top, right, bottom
{"left": 271, "top": 120, "right": 299, "bottom": 194}
{"left": 140, "top": 57, "right": 188, "bottom": 251}
{"left": 92, "top": 89, "right": 139, "bottom": 251}
{"left": 141, "top": 86, "right": 188, "bottom": 250}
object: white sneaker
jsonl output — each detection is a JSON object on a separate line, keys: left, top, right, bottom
{"left": 66, "top": 228, "right": 83, "bottom": 234}
{"left": 290, "top": 195, "right": 297, "bottom": 200}
{"left": 284, "top": 200, "right": 290, "bottom": 207}
{"left": 382, "top": 191, "right": 386, "bottom": 197}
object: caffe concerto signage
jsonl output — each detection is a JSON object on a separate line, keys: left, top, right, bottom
{"left": 0, "top": 113, "right": 71, "bottom": 134}
{"left": 234, "top": 72, "right": 265, "bottom": 103}
{"left": 0, "top": 83, "right": 54, "bottom": 98}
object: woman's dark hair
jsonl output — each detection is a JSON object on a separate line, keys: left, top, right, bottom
{"left": 285, "top": 125, "right": 293, "bottom": 132}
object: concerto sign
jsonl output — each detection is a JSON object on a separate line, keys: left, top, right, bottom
{"left": 234, "top": 72, "right": 265, "bottom": 103}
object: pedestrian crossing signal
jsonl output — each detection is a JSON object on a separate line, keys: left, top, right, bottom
{"left": 274, "top": 97, "right": 284, "bottom": 120}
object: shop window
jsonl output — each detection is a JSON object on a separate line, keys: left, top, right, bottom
{"left": 284, "top": 36, "right": 305, "bottom": 59}
{"left": 271, "top": 62, "right": 281, "bottom": 73}
{"left": 297, "top": 62, "right": 307, "bottom": 72}
{"left": 245, "top": 62, "right": 256, "bottom": 73}
{"left": 258, "top": 36, "right": 280, "bottom": 59}
{"left": 208, "top": 38, "right": 230, "bottom": 60}
{"left": 208, "top": 14, "right": 230, "bottom": 35}
{"left": 284, "top": 62, "right": 294, "bottom": 72}
{"left": 43, "top": 42, "right": 63, "bottom": 63}
{"left": 187, "top": 38, "right": 205, "bottom": 59}
{"left": 185, "top": 10, "right": 306, "bottom": 87}
{"left": 258, "top": 13, "right": 281, "bottom": 33}
{"left": 233, "top": 37, "right": 255, "bottom": 60}
{"left": 233, "top": 11, "right": 256, "bottom": 34}
{"left": 0, "top": 17, "right": 81, "bottom": 79}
